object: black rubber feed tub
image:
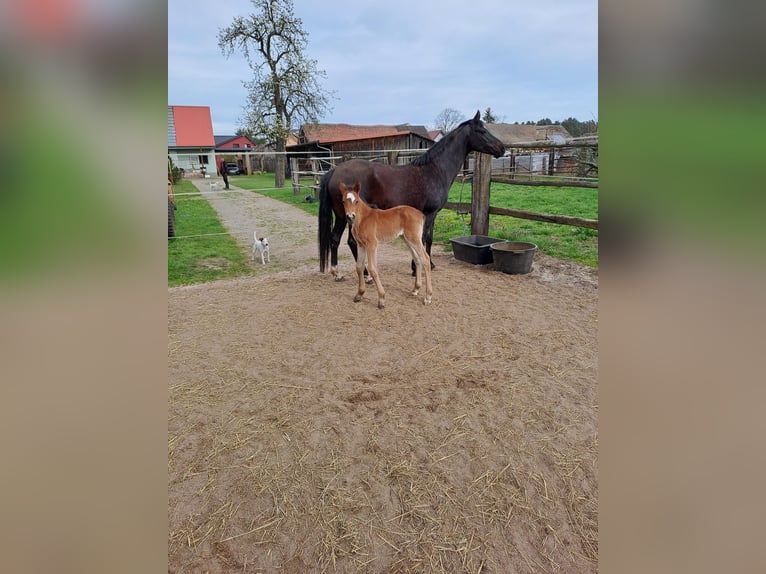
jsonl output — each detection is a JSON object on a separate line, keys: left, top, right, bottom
{"left": 450, "top": 235, "right": 504, "bottom": 265}
{"left": 490, "top": 241, "right": 538, "bottom": 274}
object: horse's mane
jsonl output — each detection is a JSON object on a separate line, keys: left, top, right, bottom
{"left": 410, "top": 119, "right": 470, "bottom": 167}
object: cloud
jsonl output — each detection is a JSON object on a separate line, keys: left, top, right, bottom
{"left": 169, "top": 0, "right": 598, "bottom": 130}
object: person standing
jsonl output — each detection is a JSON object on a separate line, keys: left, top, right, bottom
{"left": 220, "top": 161, "right": 229, "bottom": 190}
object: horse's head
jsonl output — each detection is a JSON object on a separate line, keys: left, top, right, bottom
{"left": 466, "top": 110, "right": 505, "bottom": 158}
{"left": 340, "top": 181, "right": 362, "bottom": 222}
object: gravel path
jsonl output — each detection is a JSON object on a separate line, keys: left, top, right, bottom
{"left": 190, "top": 177, "right": 416, "bottom": 275}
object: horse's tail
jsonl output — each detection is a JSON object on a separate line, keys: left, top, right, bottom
{"left": 318, "top": 169, "right": 334, "bottom": 273}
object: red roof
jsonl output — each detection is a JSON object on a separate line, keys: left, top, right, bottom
{"left": 428, "top": 130, "right": 444, "bottom": 140}
{"left": 301, "top": 124, "right": 414, "bottom": 144}
{"left": 171, "top": 105, "right": 214, "bottom": 147}
{"left": 214, "top": 135, "right": 258, "bottom": 149}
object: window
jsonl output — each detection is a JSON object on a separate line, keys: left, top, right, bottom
{"left": 233, "top": 143, "right": 240, "bottom": 148}
{"left": 198, "top": 155, "right": 209, "bottom": 164}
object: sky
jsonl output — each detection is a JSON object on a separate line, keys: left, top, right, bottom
{"left": 168, "top": 0, "right": 597, "bottom": 135}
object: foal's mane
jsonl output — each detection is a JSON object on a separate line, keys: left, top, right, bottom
{"left": 410, "top": 119, "right": 471, "bottom": 167}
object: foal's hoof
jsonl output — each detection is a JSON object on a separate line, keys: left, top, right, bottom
{"left": 423, "top": 297, "right": 432, "bottom": 305}
{"left": 377, "top": 300, "right": 386, "bottom": 309}
{"left": 334, "top": 275, "right": 346, "bottom": 282}
{"left": 353, "top": 294, "right": 363, "bottom": 302}
{"left": 364, "top": 276, "right": 374, "bottom": 285}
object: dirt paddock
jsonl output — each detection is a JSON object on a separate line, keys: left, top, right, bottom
{"left": 169, "top": 186, "right": 598, "bottom": 573}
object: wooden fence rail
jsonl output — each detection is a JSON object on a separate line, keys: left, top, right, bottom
{"left": 466, "top": 151, "right": 598, "bottom": 233}
{"left": 444, "top": 202, "right": 598, "bottom": 230}
{"left": 491, "top": 176, "right": 598, "bottom": 189}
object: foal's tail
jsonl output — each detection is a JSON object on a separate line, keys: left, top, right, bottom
{"left": 318, "top": 169, "right": 334, "bottom": 273}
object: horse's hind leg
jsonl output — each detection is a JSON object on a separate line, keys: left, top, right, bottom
{"left": 330, "top": 215, "right": 347, "bottom": 280}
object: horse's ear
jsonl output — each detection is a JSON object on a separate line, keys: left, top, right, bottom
{"left": 339, "top": 182, "right": 347, "bottom": 192}
{"left": 473, "top": 110, "right": 481, "bottom": 122}
{"left": 353, "top": 182, "right": 360, "bottom": 193}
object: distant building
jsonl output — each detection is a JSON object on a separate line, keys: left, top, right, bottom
{"left": 428, "top": 129, "right": 445, "bottom": 143}
{"left": 287, "top": 122, "right": 434, "bottom": 161}
{"left": 481, "top": 123, "right": 579, "bottom": 175}
{"left": 167, "top": 105, "right": 216, "bottom": 177}
{"left": 214, "top": 134, "right": 259, "bottom": 175}
{"left": 484, "top": 123, "right": 572, "bottom": 146}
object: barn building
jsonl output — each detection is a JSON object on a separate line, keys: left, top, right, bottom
{"left": 287, "top": 123, "right": 434, "bottom": 164}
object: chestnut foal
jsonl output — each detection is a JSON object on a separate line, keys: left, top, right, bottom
{"left": 341, "top": 182, "right": 432, "bottom": 308}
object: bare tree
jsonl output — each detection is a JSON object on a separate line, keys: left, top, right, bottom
{"left": 218, "top": 0, "right": 333, "bottom": 188}
{"left": 433, "top": 108, "right": 466, "bottom": 133}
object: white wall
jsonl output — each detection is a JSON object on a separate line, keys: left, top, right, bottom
{"left": 168, "top": 149, "right": 216, "bottom": 176}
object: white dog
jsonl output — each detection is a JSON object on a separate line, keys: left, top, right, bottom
{"left": 251, "top": 232, "right": 270, "bottom": 264}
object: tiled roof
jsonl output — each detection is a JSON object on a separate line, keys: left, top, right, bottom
{"left": 214, "top": 135, "right": 237, "bottom": 146}
{"left": 214, "top": 134, "right": 259, "bottom": 149}
{"left": 168, "top": 105, "right": 215, "bottom": 147}
{"left": 300, "top": 123, "right": 432, "bottom": 144}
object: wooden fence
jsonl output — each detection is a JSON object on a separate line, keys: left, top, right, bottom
{"left": 454, "top": 139, "right": 598, "bottom": 233}
{"left": 289, "top": 155, "right": 342, "bottom": 197}
{"left": 284, "top": 139, "right": 598, "bottom": 230}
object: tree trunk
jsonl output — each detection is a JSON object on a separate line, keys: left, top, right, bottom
{"left": 274, "top": 138, "right": 286, "bottom": 188}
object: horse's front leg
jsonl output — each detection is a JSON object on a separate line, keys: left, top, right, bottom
{"left": 353, "top": 245, "right": 367, "bottom": 303}
{"left": 347, "top": 222, "right": 372, "bottom": 283}
{"left": 365, "top": 242, "right": 386, "bottom": 308}
{"left": 423, "top": 213, "right": 437, "bottom": 270}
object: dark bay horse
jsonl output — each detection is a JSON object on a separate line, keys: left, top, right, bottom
{"left": 318, "top": 111, "right": 505, "bottom": 279}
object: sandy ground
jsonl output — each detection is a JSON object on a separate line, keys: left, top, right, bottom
{"left": 169, "top": 179, "right": 598, "bottom": 573}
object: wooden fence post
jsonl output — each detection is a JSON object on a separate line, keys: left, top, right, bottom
{"left": 471, "top": 152, "right": 492, "bottom": 236}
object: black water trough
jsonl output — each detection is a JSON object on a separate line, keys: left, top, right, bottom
{"left": 490, "top": 241, "right": 538, "bottom": 274}
{"left": 450, "top": 235, "right": 504, "bottom": 265}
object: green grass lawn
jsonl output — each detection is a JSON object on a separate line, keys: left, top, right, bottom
{"left": 168, "top": 173, "right": 598, "bottom": 286}
{"left": 231, "top": 173, "right": 320, "bottom": 217}
{"left": 167, "top": 180, "right": 253, "bottom": 286}
{"left": 232, "top": 173, "right": 599, "bottom": 267}
{"left": 439, "top": 180, "right": 599, "bottom": 267}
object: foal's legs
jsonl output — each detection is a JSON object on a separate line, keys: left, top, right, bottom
{"left": 353, "top": 245, "right": 367, "bottom": 302}
{"left": 419, "top": 246, "right": 433, "bottom": 304}
{"left": 402, "top": 238, "right": 423, "bottom": 296}
{"left": 411, "top": 213, "right": 438, "bottom": 276}
{"left": 347, "top": 222, "right": 372, "bottom": 283}
{"left": 403, "top": 236, "right": 432, "bottom": 305}
{"left": 364, "top": 240, "right": 387, "bottom": 308}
